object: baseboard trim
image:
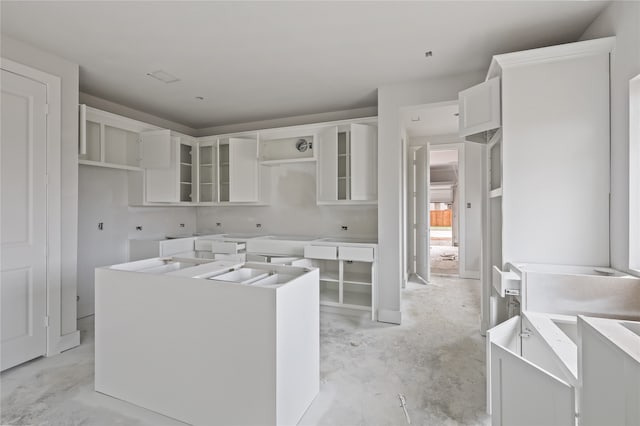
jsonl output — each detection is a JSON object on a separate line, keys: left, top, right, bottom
{"left": 57, "top": 330, "right": 80, "bottom": 353}
{"left": 378, "top": 309, "right": 402, "bottom": 324}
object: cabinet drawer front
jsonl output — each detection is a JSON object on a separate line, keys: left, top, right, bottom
{"left": 160, "top": 238, "right": 194, "bottom": 256}
{"left": 304, "top": 245, "right": 337, "bottom": 260}
{"left": 211, "top": 241, "right": 245, "bottom": 254}
{"left": 338, "top": 246, "right": 374, "bottom": 262}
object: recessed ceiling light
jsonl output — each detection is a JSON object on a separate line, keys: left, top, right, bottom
{"left": 146, "top": 70, "right": 180, "bottom": 84}
{"left": 195, "top": 96, "right": 205, "bottom": 101}
{"left": 424, "top": 51, "right": 433, "bottom": 58}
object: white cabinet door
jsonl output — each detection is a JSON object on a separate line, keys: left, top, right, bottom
{"left": 490, "top": 343, "right": 575, "bottom": 426}
{"left": 145, "top": 136, "right": 179, "bottom": 203}
{"left": 228, "top": 137, "right": 258, "bottom": 202}
{"left": 350, "top": 124, "right": 377, "bottom": 201}
{"left": 1, "top": 69, "right": 48, "bottom": 371}
{"left": 486, "top": 315, "right": 520, "bottom": 414}
{"left": 316, "top": 126, "right": 338, "bottom": 202}
{"left": 458, "top": 77, "right": 501, "bottom": 138}
{"left": 140, "top": 129, "right": 172, "bottom": 168}
{"left": 488, "top": 315, "right": 575, "bottom": 426}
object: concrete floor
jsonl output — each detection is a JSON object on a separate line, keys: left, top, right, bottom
{"left": 1, "top": 275, "right": 489, "bottom": 425}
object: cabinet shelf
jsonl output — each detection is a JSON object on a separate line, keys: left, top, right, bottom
{"left": 320, "top": 271, "right": 339, "bottom": 282}
{"left": 180, "top": 162, "right": 192, "bottom": 167}
{"left": 343, "top": 272, "right": 372, "bottom": 285}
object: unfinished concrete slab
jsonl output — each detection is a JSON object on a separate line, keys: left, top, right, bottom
{"left": 1, "top": 275, "right": 488, "bottom": 425}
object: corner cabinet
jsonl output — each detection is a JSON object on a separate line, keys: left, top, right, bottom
{"left": 317, "top": 122, "right": 377, "bottom": 204}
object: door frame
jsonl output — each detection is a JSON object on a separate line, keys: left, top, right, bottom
{"left": 1, "top": 58, "right": 62, "bottom": 357}
{"left": 408, "top": 142, "right": 466, "bottom": 278}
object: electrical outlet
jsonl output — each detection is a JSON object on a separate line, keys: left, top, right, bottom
{"left": 341, "top": 225, "right": 348, "bottom": 231}
{"left": 98, "top": 222, "right": 104, "bottom": 231}
{"left": 136, "top": 226, "right": 143, "bottom": 231}
{"left": 179, "top": 223, "right": 185, "bottom": 228}
{"left": 256, "top": 223, "right": 262, "bottom": 228}
{"left": 216, "top": 222, "right": 222, "bottom": 227}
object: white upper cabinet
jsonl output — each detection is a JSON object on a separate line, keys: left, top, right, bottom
{"left": 78, "top": 105, "right": 147, "bottom": 171}
{"left": 316, "top": 126, "right": 338, "bottom": 202}
{"left": 350, "top": 123, "right": 377, "bottom": 201}
{"left": 219, "top": 136, "right": 259, "bottom": 203}
{"left": 317, "top": 122, "right": 377, "bottom": 204}
{"left": 144, "top": 134, "right": 195, "bottom": 203}
{"left": 458, "top": 76, "right": 501, "bottom": 139}
{"left": 140, "top": 129, "right": 172, "bottom": 169}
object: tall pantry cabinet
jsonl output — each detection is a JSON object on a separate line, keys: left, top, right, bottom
{"left": 459, "top": 37, "right": 614, "bottom": 331}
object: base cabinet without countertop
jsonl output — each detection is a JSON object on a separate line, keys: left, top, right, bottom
{"left": 95, "top": 258, "right": 319, "bottom": 426}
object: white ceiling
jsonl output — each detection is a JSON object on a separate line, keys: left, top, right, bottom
{"left": 1, "top": 1, "right": 608, "bottom": 129}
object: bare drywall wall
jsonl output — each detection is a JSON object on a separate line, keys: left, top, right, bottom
{"left": 197, "top": 162, "right": 378, "bottom": 238}
{"left": 1, "top": 35, "right": 79, "bottom": 338}
{"left": 580, "top": 1, "right": 640, "bottom": 272}
{"left": 77, "top": 166, "right": 197, "bottom": 317}
{"left": 377, "top": 71, "right": 485, "bottom": 323}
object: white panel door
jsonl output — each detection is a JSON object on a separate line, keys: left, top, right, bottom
{"left": 415, "top": 147, "right": 430, "bottom": 282}
{"left": 316, "top": 126, "right": 338, "bottom": 202}
{"left": 1, "top": 69, "right": 48, "bottom": 371}
{"left": 350, "top": 123, "right": 377, "bottom": 201}
{"left": 458, "top": 77, "right": 501, "bottom": 137}
{"left": 228, "top": 137, "right": 258, "bottom": 202}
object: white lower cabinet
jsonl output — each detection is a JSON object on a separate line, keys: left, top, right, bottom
{"left": 95, "top": 258, "right": 319, "bottom": 426}
{"left": 488, "top": 312, "right": 640, "bottom": 426}
{"left": 303, "top": 244, "right": 376, "bottom": 320}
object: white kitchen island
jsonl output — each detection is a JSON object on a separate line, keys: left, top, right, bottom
{"left": 95, "top": 257, "right": 319, "bottom": 426}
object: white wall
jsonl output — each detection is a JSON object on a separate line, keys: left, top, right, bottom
{"left": 197, "top": 162, "right": 377, "bottom": 238}
{"left": 580, "top": 2, "right": 640, "bottom": 273}
{"left": 1, "top": 35, "right": 80, "bottom": 338}
{"left": 77, "top": 167, "right": 197, "bottom": 319}
{"left": 377, "top": 72, "right": 485, "bottom": 324}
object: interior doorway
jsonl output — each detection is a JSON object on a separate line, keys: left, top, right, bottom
{"left": 429, "top": 149, "right": 459, "bottom": 276}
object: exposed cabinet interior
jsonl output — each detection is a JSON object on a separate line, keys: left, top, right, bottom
{"left": 302, "top": 244, "right": 376, "bottom": 319}
{"left": 218, "top": 142, "right": 230, "bottom": 202}
{"left": 337, "top": 130, "right": 350, "bottom": 200}
{"left": 179, "top": 141, "right": 194, "bottom": 202}
{"left": 79, "top": 105, "right": 144, "bottom": 171}
{"left": 198, "top": 142, "right": 217, "bottom": 203}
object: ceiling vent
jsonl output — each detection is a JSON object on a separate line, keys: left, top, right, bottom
{"left": 146, "top": 70, "right": 180, "bottom": 84}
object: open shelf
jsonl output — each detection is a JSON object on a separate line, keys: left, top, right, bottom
{"left": 259, "top": 136, "right": 314, "bottom": 163}
{"left": 490, "top": 188, "right": 503, "bottom": 198}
